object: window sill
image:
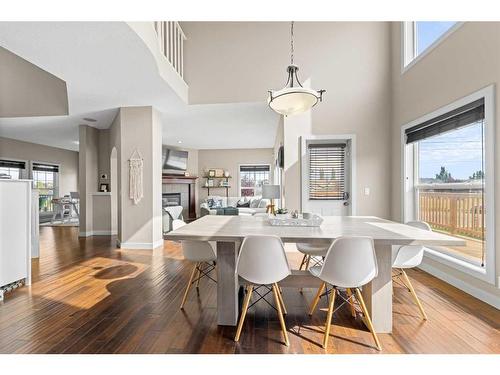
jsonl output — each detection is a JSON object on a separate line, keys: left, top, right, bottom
{"left": 401, "top": 22, "right": 465, "bottom": 75}
{"left": 423, "top": 247, "right": 495, "bottom": 285}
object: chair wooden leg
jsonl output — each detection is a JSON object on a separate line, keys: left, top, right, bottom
{"left": 305, "top": 255, "right": 311, "bottom": 270}
{"left": 346, "top": 288, "right": 357, "bottom": 318}
{"left": 235, "top": 285, "right": 253, "bottom": 342}
{"left": 308, "top": 282, "right": 326, "bottom": 316}
{"left": 180, "top": 263, "right": 198, "bottom": 309}
{"left": 276, "top": 286, "right": 287, "bottom": 315}
{"left": 272, "top": 283, "right": 289, "bottom": 346}
{"left": 322, "top": 288, "right": 336, "bottom": 349}
{"left": 195, "top": 264, "right": 201, "bottom": 289}
{"left": 298, "top": 254, "right": 307, "bottom": 270}
{"left": 401, "top": 269, "right": 428, "bottom": 321}
{"left": 355, "top": 288, "right": 382, "bottom": 351}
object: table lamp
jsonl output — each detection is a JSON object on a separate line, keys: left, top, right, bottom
{"left": 262, "top": 184, "right": 280, "bottom": 215}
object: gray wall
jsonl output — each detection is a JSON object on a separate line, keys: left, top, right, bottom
{"left": 198, "top": 148, "right": 274, "bottom": 201}
{"left": 183, "top": 22, "right": 392, "bottom": 218}
{"left": 0, "top": 136, "right": 78, "bottom": 196}
{"left": 0, "top": 46, "right": 68, "bottom": 118}
{"left": 78, "top": 125, "right": 99, "bottom": 234}
{"left": 107, "top": 106, "right": 162, "bottom": 248}
{"left": 390, "top": 22, "right": 500, "bottom": 302}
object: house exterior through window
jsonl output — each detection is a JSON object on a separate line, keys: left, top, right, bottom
{"left": 239, "top": 165, "right": 270, "bottom": 197}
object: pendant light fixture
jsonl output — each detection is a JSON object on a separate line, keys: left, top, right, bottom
{"left": 268, "top": 21, "right": 325, "bottom": 116}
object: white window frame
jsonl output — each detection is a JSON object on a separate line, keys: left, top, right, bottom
{"left": 400, "top": 85, "right": 496, "bottom": 285}
{"left": 30, "top": 160, "right": 61, "bottom": 211}
{"left": 401, "top": 21, "right": 464, "bottom": 74}
{"left": 300, "top": 134, "right": 357, "bottom": 215}
{"left": 238, "top": 164, "right": 271, "bottom": 198}
{"left": 0, "top": 157, "right": 29, "bottom": 179}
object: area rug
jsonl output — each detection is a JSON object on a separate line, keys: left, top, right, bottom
{"left": 40, "top": 219, "right": 79, "bottom": 227}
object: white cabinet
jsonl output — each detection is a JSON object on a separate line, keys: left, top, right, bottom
{"left": 0, "top": 180, "right": 32, "bottom": 299}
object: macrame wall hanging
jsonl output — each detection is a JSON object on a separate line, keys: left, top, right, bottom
{"left": 129, "top": 149, "right": 144, "bottom": 205}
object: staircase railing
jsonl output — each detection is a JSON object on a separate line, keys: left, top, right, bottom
{"left": 153, "top": 21, "right": 186, "bottom": 79}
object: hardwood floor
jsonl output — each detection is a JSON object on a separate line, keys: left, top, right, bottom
{"left": 0, "top": 226, "right": 499, "bottom": 354}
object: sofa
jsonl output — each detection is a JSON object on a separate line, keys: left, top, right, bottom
{"left": 200, "top": 196, "right": 270, "bottom": 217}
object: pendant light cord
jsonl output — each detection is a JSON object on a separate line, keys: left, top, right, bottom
{"left": 290, "top": 21, "right": 294, "bottom": 65}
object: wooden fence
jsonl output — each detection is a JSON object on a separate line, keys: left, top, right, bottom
{"left": 418, "top": 190, "right": 485, "bottom": 240}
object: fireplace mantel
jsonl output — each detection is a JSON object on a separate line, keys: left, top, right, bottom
{"left": 162, "top": 174, "right": 198, "bottom": 184}
{"left": 162, "top": 174, "right": 198, "bottom": 221}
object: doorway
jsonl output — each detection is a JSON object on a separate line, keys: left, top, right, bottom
{"left": 300, "top": 135, "right": 356, "bottom": 216}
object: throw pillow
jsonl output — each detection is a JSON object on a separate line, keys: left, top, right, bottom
{"left": 212, "top": 198, "right": 223, "bottom": 208}
{"left": 206, "top": 198, "right": 215, "bottom": 208}
{"left": 237, "top": 200, "right": 250, "bottom": 208}
{"left": 249, "top": 198, "right": 261, "bottom": 208}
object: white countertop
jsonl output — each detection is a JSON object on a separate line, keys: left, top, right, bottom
{"left": 165, "top": 215, "right": 466, "bottom": 246}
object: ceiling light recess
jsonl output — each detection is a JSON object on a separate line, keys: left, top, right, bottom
{"left": 268, "top": 21, "right": 325, "bottom": 116}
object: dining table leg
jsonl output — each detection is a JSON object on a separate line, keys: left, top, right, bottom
{"left": 361, "top": 244, "right": 393, "bottom": 333}
{"left": 216, "top": 241, "right": 240, "bottom": 326}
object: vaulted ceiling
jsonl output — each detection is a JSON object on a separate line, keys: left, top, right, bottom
{"left": 0, "top": 22, "right": 279, "bottom": 151}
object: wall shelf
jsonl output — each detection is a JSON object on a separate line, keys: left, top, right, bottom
{"left": 202, "top": 175, "right": 231, "bottom": 198}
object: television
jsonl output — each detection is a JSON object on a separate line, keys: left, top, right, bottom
{"left": 278, "top": 146, "right": 284, "bottom": 169}
{"left": 162, "top": 147, "right": 188, "bottom": 174}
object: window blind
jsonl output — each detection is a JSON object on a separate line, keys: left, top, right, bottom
{"left": 308, "top": 143, "right": 346, "bottom": 200}
{"left": 0, "top": 159, "right": 26, "bottom": 169}
{"left": 405, "top": 98, "right": 485, "bottom": 144}
{"left": 240, "top": 165, "right": 270, "bottom": 172}
{"left": 32, "top": 162, "right": 59, "bottom": 173}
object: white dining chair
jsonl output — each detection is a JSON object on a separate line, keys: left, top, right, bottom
{"left": 296, "top": 241, "right": 331, "bottom": 270}
{"left": 177, "top": 219, "right": 217, "bottom": 310}
{"left": 392, "top": 221, "right": 430, "bottom": 320}
{"left": 308, "top": 236, "right": 382, "bottom": 351}
{"left": 234, "top": 235, "right": 291, "bottom": 346}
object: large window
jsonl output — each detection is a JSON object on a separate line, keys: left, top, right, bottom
{"left": 0, "top": 159, "right": 26, "bottom": 180}
{"left": 403, "top": 87, "right": 495, "bottom": 284}
{"left": 308, "top": 143, "right": 346, "bottom": 200}
{"left": 403, "top": 21, "right": 458, "bottom": 69}
{"left": 239, "top": 165, "right": 270, "bottom": 197}
{"left": 32, "top": 162, "right": 59, "bottom": 212}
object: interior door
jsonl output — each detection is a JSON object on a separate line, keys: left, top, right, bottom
{"left": 301, "top": 138, "right": 352, "bottom": 216}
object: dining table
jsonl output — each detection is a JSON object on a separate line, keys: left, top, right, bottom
{"left": 165, "top": 215, "right": 465, "bottom": 333}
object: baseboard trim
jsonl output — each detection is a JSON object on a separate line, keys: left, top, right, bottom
{"left": 119, "top": 239, "right": 164, "bottom": 250}
{"left": 419, "top": 262, "right": 500, "bottom": 309}
{"left": 79, "top": 230, "right": 116, "bottom": 237}
{"left": 92, "top": 230, "right": 114, "bottom": 236}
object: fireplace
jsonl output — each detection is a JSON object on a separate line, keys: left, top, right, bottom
{"left": 162, "top": 193, "right": 181, "bottom": 208}
{"left": 162, "top": 174, "right": 198, "bottom": 222}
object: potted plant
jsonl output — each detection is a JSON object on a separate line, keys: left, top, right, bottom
{"left": 275, "top": 208, "right": 289, "bottom": 219}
